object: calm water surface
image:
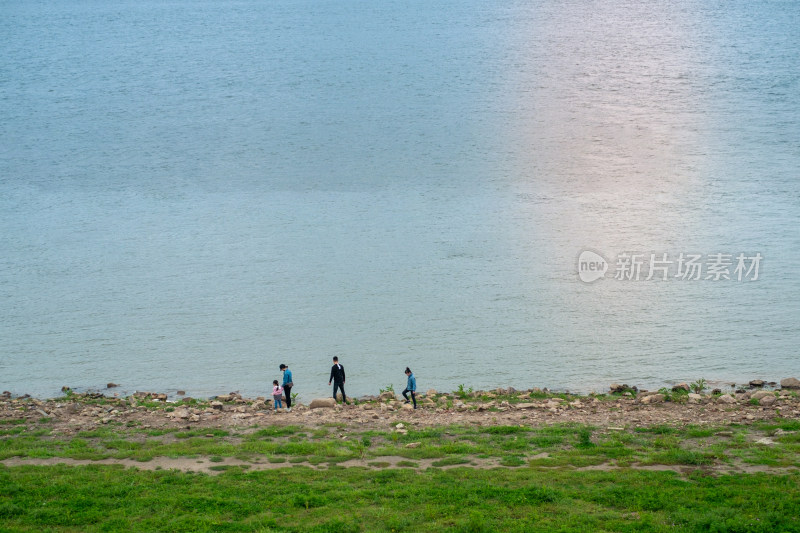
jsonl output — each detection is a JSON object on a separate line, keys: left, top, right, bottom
{"left": 1, "top": 0, "right": 799, "bottom": 399}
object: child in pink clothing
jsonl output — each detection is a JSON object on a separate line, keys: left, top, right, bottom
{"left": 272, "top": 380, "right": 284, "bottom": 410}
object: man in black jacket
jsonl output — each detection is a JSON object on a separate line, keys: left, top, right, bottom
{"left": 328, "top": 356, "right": 346, "bottom": 404}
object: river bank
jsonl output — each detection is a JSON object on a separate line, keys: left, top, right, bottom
{"left": 3, "top": 383, "right": 799, "bottom": 531}
{"left": 3, "top": 380, "right": 799, "bottom": 436}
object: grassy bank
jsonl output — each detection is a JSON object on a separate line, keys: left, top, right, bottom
{"left": 2, "top": 414, "right": 800, "bottom": 532}
{"left": 2, "top": 418, "right": 800, "bottom": 469}
{"left": 2, "top": 464, "right": 799, "bottom": 532}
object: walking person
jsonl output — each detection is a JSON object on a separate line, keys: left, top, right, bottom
{"left": 280, "top": 364, "right": 293, "bottom": 412}
{"left": 272, "top": 380, "right": 284, "bottom": 411}
{"left": 328, "top": 356, "right": 346, "bottom": 404}
{"left": 402, "top": 367, "right": 417, "bottom": 409}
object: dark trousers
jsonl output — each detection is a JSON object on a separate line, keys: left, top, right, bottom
{"left": 332, "top": 381, "right": 346, "bottom": 403}
{"left": 402, "top": 389, "right": 416, "bottom": 408}
{"left": 283, "top": 385, "right": 292, "bottom": 408}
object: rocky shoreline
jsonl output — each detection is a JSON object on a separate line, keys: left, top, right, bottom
{"left": 3, "top": 378, "right": 799, "bottom": 434}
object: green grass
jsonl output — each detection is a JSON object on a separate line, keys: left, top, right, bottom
{"left": 3, "top": 420, "right": 798, "bottom": 471}
{"left": 0, "top": 464, "right": 798, "bottom": 532}
{"left": 431, "top": 456, "right": 470, "bottom": 467}
{"left": 499, "top": 455, "right": 526, "bottom": 467}
{"left": 3, "top": 402, "right": 800, "bottom": 532}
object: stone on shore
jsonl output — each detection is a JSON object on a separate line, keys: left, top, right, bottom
{"left": 609, "top": 383, "right": 637, "bottom": 394}
{"left": 749, "top": 379, "right": 765, "bottom": 387}
{"left": 780, "top": 377, "right": 800, "bottom": 389}
{"left": 672, "top": 383, "right": 690, "bottom": 392}
{"left": 310, "top": 398, "right": 336, "bottom": 409}
{"left": 640, "top": 394, "right": 665, "bottom": 404}
{"left": 688, "top": 393, "right": 703, "bottom": 403}
{"left": 759, "top": 395, "right": 777, "bottom": 406}
{"left": 716, "top": 394, "right": 737, "bottom": 404}
{"left": 751, "top": 391, "right": 773, "bottom": 401}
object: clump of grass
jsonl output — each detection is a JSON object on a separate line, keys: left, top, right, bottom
{"left": 250, "top": 425, "right": 301, "bottom": 438}
{"left": 576, "top": 428, "right": 596, "bottom": 448}
{"left": 500, "top": 456, "right": 526, "bottom": 467}
{"left": 431, "top": 456, "right": 470, "bottom": 467}
{"left": 482, "top": 425, "right": 527, "bottom": 435}
{"left": 691, "top": 378, "right": 707, "bottom": 394}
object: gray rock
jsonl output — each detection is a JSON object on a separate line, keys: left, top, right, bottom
{"left": 759, "top": 395, "right": 777, "bottom": 406}
{"left": 688, "top": 393, "right": 703, "bottom": 403}
{"left": 716, "top": 394, "right": 736, "bottom": 404}
{"left": 310, "top": 398, "right": 336, "bottom": 409}
{"left": 750, "top": 391, "right": 773, "bottom": 401}
{"left": 210, "top": 401, "right": 223, "bottom": 410}
{"left": 749, "top": 380, "right": 765, "bottom": 387}
{"left": 780, "top": 377, "right": 800, "bottom": 389}
{"left": 640, "top": 394, "right": 665, "bottom": 404}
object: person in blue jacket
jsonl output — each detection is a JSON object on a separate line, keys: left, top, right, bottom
{"left": 279, "top": 364, "right": 293, "bottom": 412}
{"left": 402, "top": 367, "right": 417, "bottom": 409}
